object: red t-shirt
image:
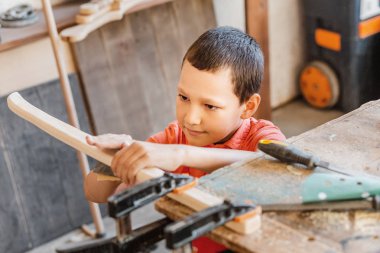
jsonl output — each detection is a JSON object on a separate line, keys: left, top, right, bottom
{"left": 116, "top": 118, "right": 285, "bottom": 253}
{"left": 147, "top": 118, "right": 285, "bottom": 253}
{"left": 147, "top": 118, "right": 285, "bottom": 178}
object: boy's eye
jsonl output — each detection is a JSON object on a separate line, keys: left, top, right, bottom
{"left": 178, "top": 94, "right": 189, "bottom": 101}
{"left": 205, "top": 104, "right": 218, "bottom": 110}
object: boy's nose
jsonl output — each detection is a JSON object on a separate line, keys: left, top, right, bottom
{"left": 185, "top": 107, "right": 201, "bottom": 125}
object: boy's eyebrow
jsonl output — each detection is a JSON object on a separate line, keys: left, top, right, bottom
{"left": 178, "top": 87, "right": 225, "bottom": 106}
{"left": 202, "top": 98, "right": 225, "bottom": 107}
{"left": 177, "top": 87, "right": 187, "bottom": 94}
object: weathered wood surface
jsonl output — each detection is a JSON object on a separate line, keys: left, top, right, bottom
{"left": 246, "top": 0, "right": 272, "bottom": 120}
{"left": 0, "top": 76, "right": 101, "bottom": 253}
{"left": 155, "top": 99, "right": 380, "bottom": 253}
{"left": 72, "top": 0, "right": 216, "bottom": 140}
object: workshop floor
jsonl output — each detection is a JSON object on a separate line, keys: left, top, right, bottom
{"left": 27, "top": 98, "right": 344, "bottom": 253}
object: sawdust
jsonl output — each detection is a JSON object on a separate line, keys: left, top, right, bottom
{"left": 307, "top": 211, "right": 351, "bottom": 231}
{"left": 286, "top": 164, "right": 304, "bottom": 176}
{"left": 353, "top": 212, "right": 380, "bottom": 234}
{"left": 328, "top": 134, "right": 337, "bottom": 141}
{"left": 198, "top": 158, "right": 310, "bottom": 205}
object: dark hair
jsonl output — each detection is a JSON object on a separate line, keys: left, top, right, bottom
{"left": 183, "top": 26, "right": 264, "bottom": 104}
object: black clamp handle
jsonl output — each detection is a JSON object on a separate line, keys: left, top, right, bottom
{"left": 108, "top": 173, "right": 194, "bottom": 218}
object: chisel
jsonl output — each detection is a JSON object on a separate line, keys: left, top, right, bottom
{"left": 258, "top": 139, "right": 352, "bottom": 176}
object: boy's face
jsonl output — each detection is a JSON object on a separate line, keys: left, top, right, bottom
{"left": 176, "top": 60, "right": 246, "bottom": 146}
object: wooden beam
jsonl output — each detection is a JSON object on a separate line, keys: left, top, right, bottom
{"left": 7, "top": 92, "right": 261, "bottom": 235}
{"left": 41, "top": 0, "right": 105, "bottom": 237}
{"left": 246, "top": 0, "right": 271, "bottom": 120}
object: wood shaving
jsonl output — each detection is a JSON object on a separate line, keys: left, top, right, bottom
{"left": 328, "top": 134, "right": 337, "bottom": 141}
{"left": 286, "top": 164, "right": 303, "bottom": 176}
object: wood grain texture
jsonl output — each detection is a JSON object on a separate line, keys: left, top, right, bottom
{"left": 0, "top": 76, "right": 98, "bottom": 252}
{"left": 156, "top": 99, "right": 380, "bottom": 252}
{"left": 246, "top": 0, "right": 271, "bottom": 120}
{"left": 72, "top": 0, "right": 216, "bottom": 141}
{"left": 0, "top": 137, "right": 30, "bottom": 253}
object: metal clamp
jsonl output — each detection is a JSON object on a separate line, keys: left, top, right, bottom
{"left": 108, "top": 173, "right": 194, "bottom": 218}
{"left": 165, "top": 201, "right": 256, "bottom": 249}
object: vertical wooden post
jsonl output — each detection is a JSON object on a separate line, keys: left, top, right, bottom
{"left": 246, "top": 0, "right": 271, "bottom": 120}
{"left": 41, "top": 0, "right": 105, "bottom": 237}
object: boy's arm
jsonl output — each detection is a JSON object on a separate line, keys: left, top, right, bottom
{"left": 179, "top": 145, "right": 258, "bottom": 172}
{"left": 83, "top": 134, "right": 133, "bottom": 203}
{"left": 110, "top": 141, "right": 259, "bottom": 184}
{"left": 83, "top": 143, "right": 256, "bottom": 203}
{"left": 84, "top": 171, "right": 121, "bottom": 203}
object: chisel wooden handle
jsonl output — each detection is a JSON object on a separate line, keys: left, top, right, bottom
{"left": 258, "top": 139, "right": 319, "bottom": 169}
{"left": 258, "top": 139, "right": 354, "bottom": 176}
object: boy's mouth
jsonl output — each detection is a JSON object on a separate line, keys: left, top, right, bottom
{"left": 185, "top": 127, "right": 205, "bottom": 137}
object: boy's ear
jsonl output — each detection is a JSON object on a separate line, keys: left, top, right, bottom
{"left": 240, "top": 93, "right": 261, "bottom": 119}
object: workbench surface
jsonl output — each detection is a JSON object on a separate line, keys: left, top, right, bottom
{"left": 155, "top": 100, "right": 380, "bottom": 253}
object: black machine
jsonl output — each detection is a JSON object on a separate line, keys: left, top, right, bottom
{"left": 299, "top": 0, "right": 380, "bottom": 111}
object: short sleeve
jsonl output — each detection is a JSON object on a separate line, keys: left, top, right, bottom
{"left": 146, "top": 121, "right": 181, "bottom": 144}
{"left": 243, "top": 119, "right": 286, "bottom": 151}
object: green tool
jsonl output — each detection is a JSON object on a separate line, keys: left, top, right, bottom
{"left": 258, "top": 139, "right": 380, "bottom": 206}
{"left": 258, "top": 139, "right": 352, "bottom": 176}
{"left": 301, "top": 173, "right": 380, "bottom": 203}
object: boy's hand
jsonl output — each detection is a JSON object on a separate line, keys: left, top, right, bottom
{"left": 112, "top": 141, "right": 184, "bottom": 185}
{"left": 86, "top": 134, "right": 133, "bottom": 149}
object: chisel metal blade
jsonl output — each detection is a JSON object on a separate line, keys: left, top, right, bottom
{"left": 261, "top": 196, "right": 380, "bottom": 212}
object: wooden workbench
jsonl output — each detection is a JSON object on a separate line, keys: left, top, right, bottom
{"left": 155, "top": 99, "right": 380, "bottom": 253}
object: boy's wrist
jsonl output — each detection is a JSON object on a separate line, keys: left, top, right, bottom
{"left": 173, "top": 144, "right": 188, "bottom": 169}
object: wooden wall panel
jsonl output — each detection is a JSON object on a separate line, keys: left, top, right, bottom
{"left": 246, "top": 0, "right": 272, "bottom": 120}
{"left": 73, "top": 0, "right": 216, "bottom": 140}
{"left": 0, "top": 75, "right": 99, "bottom": 252}
{"left": 149, "top": 4, "right": 184, "bottom": 105}
{"left": 0, "top": 142, "right": 29, "bottom": 253}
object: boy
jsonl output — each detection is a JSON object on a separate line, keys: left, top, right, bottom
{"left": 84, "top": 26, "right": 285, "bottom": 201}
{"left": 84, "top": 26, "right": 285, "bottom": 251}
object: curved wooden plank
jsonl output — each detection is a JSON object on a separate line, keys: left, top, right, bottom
{"left": 8, "top": 92, "right": 114, "bottom": 165}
